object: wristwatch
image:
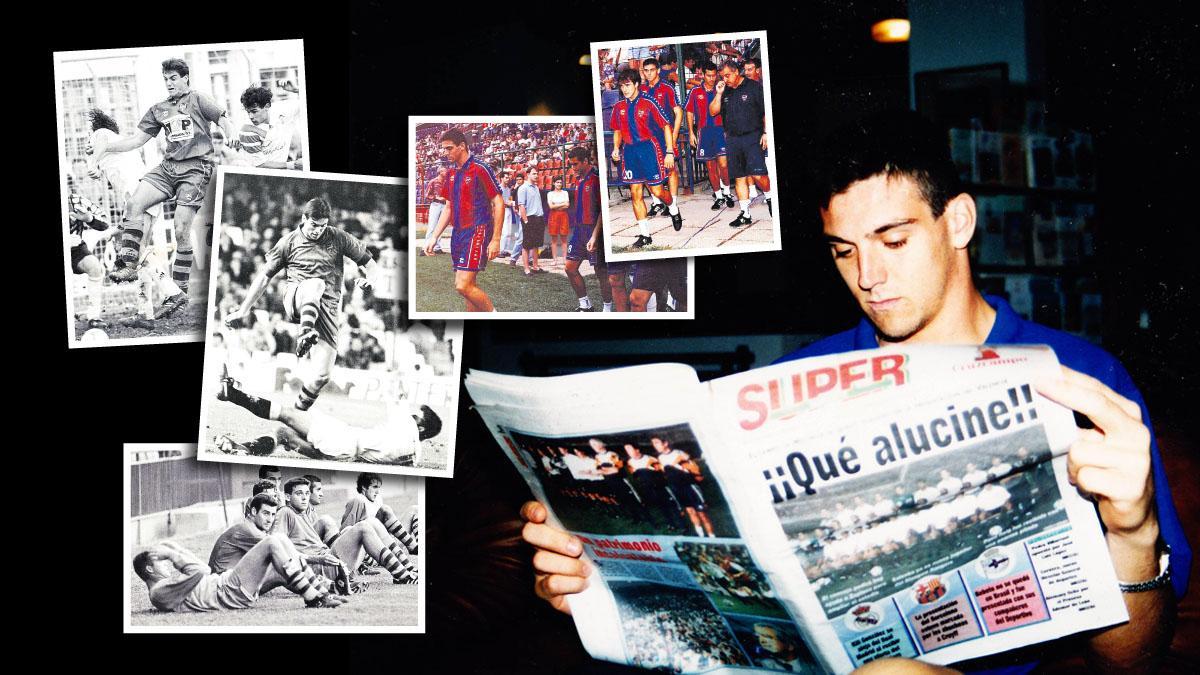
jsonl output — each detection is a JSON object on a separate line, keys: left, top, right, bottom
{"left": 1118, "top": 543, "right": 1171, "bottom": 593}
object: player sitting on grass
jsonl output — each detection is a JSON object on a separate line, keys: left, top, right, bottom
{"left": 301, "top": 473, "right": 341, "bottom": 544}
{"left": 272, "top": 477, "right": 418, "bottom": 588}
{"left": 211, "top": 493, "right": 283, "bottom": 574}
{"left": 342, "top": 473, "right": 419, "bottom": 556}
{"left": 133, "top": 536, "right": 347, "bottom": 611}
{"left": 224, "top": 196, "right": 378, "bottom": 412}
{"left": 216, "top": 373, "right": 442, "bottom": 466}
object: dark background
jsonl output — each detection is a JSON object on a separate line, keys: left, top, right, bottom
{"left": 39, "top": 1, "right": 1196, "bottom": 671}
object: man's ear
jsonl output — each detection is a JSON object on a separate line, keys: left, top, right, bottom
{"left": 944, "top": 193, "right": 977, "bottom": 250}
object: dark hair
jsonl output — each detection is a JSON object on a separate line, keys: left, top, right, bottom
{"left": 616, "top": 68, "right": 641, "bottom": 86}
{"left": 161, "top": 58, "right": 190, "bottom": 79}
{"left": 258, "top": 465, "right": 281, "bottom": 478}
{"left": 568, "top": 146, "right": 590, "bottom": 162}
{"left": 746, "top": 57, "right": 762, "bottom": 69}
{"left": 251, "top": 480, "right": 276, "bottom": 496}
{"left": 132, "top": 551, "right": 154, "bottom": 582}
{"left": 301, "top": 474, "right": 322, "bottom": 486}
{"left": 240, "top": 85, "right": 273, "bottom": 111}
{"left": 86, "top": 108, "right": 119, "bottom": 134}
{"left": 642, "top": 57, "right": 660, "bottom": 69}
{"left": 284, "top": 477, "right": 311, "bottom": 495}
{"left": 303, "top": 197, "right": 331, "bottom": 221}
{"left": 417, "top": 404, "right": 442, "bottom": 441}
{"left": 816, "top": 110, "right": 959, "bottom": 218}
{"left": 440, "top": 128, "right": 468, "bottom": 147}
{"left": 702, "top": 62, "right": 719, "bottom": 73}
{"left": 249, "top": 493, "right": 279, "bottom": 512}
{"left": 357, "top": 472, "right": 383, "bottom": 492}
{"left": 720, "top": 59, "right": 741, "bottom": 73}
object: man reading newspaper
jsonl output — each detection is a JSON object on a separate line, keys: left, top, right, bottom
{"left": 519, "top": 111, "right": 1189, "bottom": 673}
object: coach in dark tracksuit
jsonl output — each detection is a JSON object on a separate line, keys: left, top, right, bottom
{"left": 711, "top": 59, "right": 773, "bottom": 226}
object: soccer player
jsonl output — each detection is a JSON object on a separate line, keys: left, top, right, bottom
{"left": 273, "top": 477, "right": 417, "bottom": 586}
{"left": 640, "top": 58, "right": 685, "bottom": 227}
{"left": 610, "top": 68, "right": 682, "bottom": 248}
{"left": 423, "top": 128, "right": 504, "bottom": 311}
{"left": 563, "top": 146, "right": 612, "bottom": 312}
{"left": 342, "top": 472, "right": 420, "bottom": 555}
{"left": 652, "top": 435, "right": 714, "bottom": 538}
{"left": 710, "top": 60, "right": 772, "bottom": 226}
{"left": 684, "top": 64, "right": 734, "bottom": 210}
{"left": 224, "top": 197, "right": 378, "bottom": 412}
{"left": 227, "top": 85, "right": 305, "bottom": 170}
{"left": 84, "top": 109, "right": 187, "bottom": 322}
{"left": 216, "top": 375, "right": 442, "bottom": 466}
{"left": 133, "top": 535, "right": 347, "bottom": 611}
{"left": 210, "top": 493, "right": 279, "bottom": 574}
{"left": 66, "top": 191, "right": 111, "bottom": 330}
{"left": 519, "top": 111, "right": 1189, "bottom": 673}
{"left": 91, "top": 58, "right": 237, "bottom": 293}
{"left": 301, "top": 473, "right": 341, "bottom": 544}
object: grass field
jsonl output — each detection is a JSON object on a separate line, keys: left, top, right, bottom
{"left": 129, "top": 494, "right": 419, "bottom": 627}
{"left": 203, "top": 389, "right": 448, "bottom": 471}
{"left": 414, "top": 249, "right": 607, "bottom": 313}
{"left": 74, "top": 281, "right": 207, "bottom": 342}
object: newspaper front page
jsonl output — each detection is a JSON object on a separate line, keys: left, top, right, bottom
{"left": 465, "top": 345, "right": 1128, "bottom": 673}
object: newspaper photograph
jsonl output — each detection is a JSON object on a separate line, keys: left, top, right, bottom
{"left": 467, "top": 345, "right": 1131, "bottom": 673}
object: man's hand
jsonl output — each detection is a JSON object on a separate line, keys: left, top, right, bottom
{"left": 611, "top": 146, "right": 621, "bottom": 163}
{"left": 520, "top": 501, "right": 591, "bottom": 615}
{"left": 689, "top": 133, "right": 698, "bottom": 149}
{"left": 664, "top": 153, "right": 675, "bottom": 171}
{"left": 715, "top": 81, "right": 726, "bottom": 95}
{"left": 587, "top": 234, "right": 597, "bottom": 253}
{"left": 760, "top": 133, "right": 769, "bottom": 151}
{"left": 355, "top": 275, "right": 373, "bottom": 292}
{"left": 224, "top": 308, "right": 249, "bottom": 329}
{"left": 487, "top": 239, "right": 501, "bottom": 260}
{"left": 1036, "top": 366, "right": 1158, "bottom": 545}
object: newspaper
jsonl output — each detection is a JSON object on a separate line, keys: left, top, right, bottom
{"left": 465, "top": 345, "right": 1128, "bottom": 673}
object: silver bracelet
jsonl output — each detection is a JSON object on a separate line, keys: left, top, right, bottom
{"left": 1118, "top": 544, "right": 1171, "bottom": 593}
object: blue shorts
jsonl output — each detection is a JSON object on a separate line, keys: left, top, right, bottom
{"left": 619, "top": 139, "right": 666, "bottom": 186}
{"left": 727, "top": 132, "right": 769, "bottom": 179}
{"left": 451, "top": 222, "right": 492, "bottom": 272}
{"left": 697, "top": 125, "right": 727, "bottom": 160}
{"left": 566, "top": 224, "right": 601, "bottom": 267}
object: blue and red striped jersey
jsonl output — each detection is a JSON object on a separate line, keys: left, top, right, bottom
{"left": 684, "top": 85, "right": 723, "bottom": 130}
{"left": 609, "top": 93, "right": 671, "bottom": 145}
{"left": 640, "top": 80, "right": 680, "bottom": 125}
{"left": 441, "top": 154, "right": 501, "bottom": 229}
{"left": 573, "top": 167, "right": 601, "bottom": 226}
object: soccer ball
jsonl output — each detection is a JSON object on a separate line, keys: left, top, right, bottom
{"left": 80, "top": 327, "right": 109, "bottom": 344}
{"left": 238, "top": 124, "right": 269, "bottom": 154}
{"left": 69, "top": 194, "right": 95, "bottom": 216}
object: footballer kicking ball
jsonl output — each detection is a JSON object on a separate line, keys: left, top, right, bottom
{"left": 80, "top": 327, "right": 109, "bottom": 345}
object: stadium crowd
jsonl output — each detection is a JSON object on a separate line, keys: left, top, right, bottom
{"left": 617, "top": 586, "right": 750, "bottom": 672}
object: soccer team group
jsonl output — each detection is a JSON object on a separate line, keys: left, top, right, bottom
{"left": 135, "top": 470, "right": 420, "bottom": 611}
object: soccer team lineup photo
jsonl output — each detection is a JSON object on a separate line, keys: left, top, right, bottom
{"left": 53, "top": 12, "right": 1196, "bottom": 675}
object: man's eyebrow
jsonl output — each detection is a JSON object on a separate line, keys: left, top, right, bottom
{"left": 824, "top": 220, "right": 917, "bottom": 244}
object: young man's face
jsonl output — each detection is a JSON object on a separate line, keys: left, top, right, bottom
{"left": 287, "top": 485, "right": 311, "bottom": 511}
{"left": 703, "top": 69, "right": 718, "bottom": 88}
{"left": 569, "top": 157, "right": 590, "bottom": 179}
{"left": 641, "top": 62, "right": 660, "bottom": 85}
{"left": 245, "top": 104, "right": 271, "bottom": 126}
{"left": 308, "top": 481, "right": 324, "bottom": 505}
{"left": 363, "top": 480, "right": 382, "bottom": 502}
{"left": 163, "top": 70, "right": 190, "bottom": 97}
{"left": 300, "top": 213, "right": 330, "bottom": 241}
{"left": 625, "top": 444, "right": 641, "bottom": 458}
{"left": 822, "top": 174, "right": 959, "bottom": 344}
{"left": 147, "top": 552, "right": 177, "bottom": 580}
{"left": 264, "top": 471, "right": 282, "bottom": 492}
{"left": 251, "top": 504, "right": 278, "bottom": 532}
{"left": 526, "top": 169, "right": 537, "bottom": 184}
{"left": 650, "top": 437, "right": 668, "bottom": 454}
{"left": 754, "top": 625, "right": 787, "bottom": 654}
{"left": 744, "top": 62, "right": 760, "bottom": 80}
{"left": 619, "top": 79, "right": 639, "bottom": 100}
{"left": 440, "top": 140, "right": 468, "bottom": 166}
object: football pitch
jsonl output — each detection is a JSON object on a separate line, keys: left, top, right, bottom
{"left": 129, "top": 492, "right": 419, "bottom": 628}
{"left": 414, "top": 248, "right": 608, "bottom": 313}
{"left": 74, "top": 280, "right": 207, "bottom": 342}
{"left": 204, "top": 390, "right": 448, "bottom": 470}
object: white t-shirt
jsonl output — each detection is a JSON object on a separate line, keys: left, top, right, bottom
{"left": 547, "top": 189, "right": 570, "bottom": 210}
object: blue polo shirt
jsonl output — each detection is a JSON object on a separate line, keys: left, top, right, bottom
{"left": 777, "top": 295, "right": 1191, "bottom": 674}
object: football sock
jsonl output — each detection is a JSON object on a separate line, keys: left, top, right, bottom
{"left": 749, "top": 185, "right": 759, "bottom": 198}
{"left": 740, "top": 200, "right": 751, "bottom": 217}
{"left": 85, "top": 272, "right": 104, "bottom": 320}
{"left": 763, "top": 190, "right": 773, "bottom": 201}
{"left": 171, "top": 246, "right": 192, "bottom": 292}
{"left": 651, "top": 195, "right": 663, "bottom": 206}
{"left": 408, "top": 508, "right": 420, "bottom": 541}
{"left": 379, "top": 510, "right": 418, "bottom": 553}
{"left": 667, "top": 203, "right": 679, "bottom": 216}
{"left": 117, "top": 215, "right": 145, "bottom": 267}
{"left": 578, "top": 296, "right": 593, "bottom": 309}
{"left": 637, "top": 220, "right": 650, "bottom": 237}
{"left": 299, "top": 302, "right": 319, "bottom": 334}
{"left": 283, "top": 557, "right": 327, "bottom": 601}
{"left": 225, "top": 383, "right": 278, "bottom": 420}
{"left": 295, "top": 384, "right": 323, "bottom": 411}
{"left": 603, "top": 302, "right": 613, "bottom": 312}
{"left": 381, "top": 542, "right": 417, "bottom": 580}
